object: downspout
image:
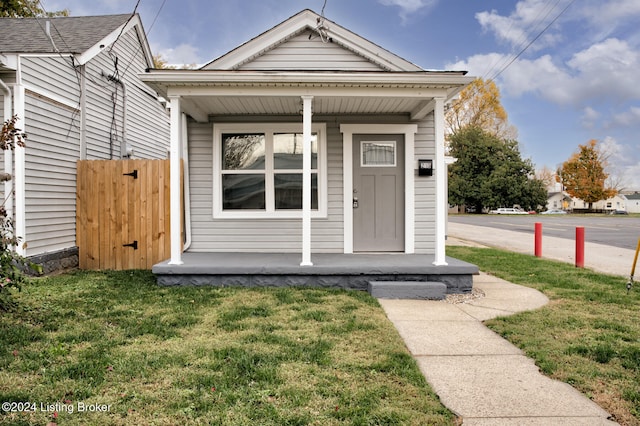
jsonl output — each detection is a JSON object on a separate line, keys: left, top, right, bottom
{"left": 181, "top": 113, "right": 191, "bottom": 250}
{"left": 0, "top": 78, "right": 13, "bottom": 221}
{"left": 13, "top": 60, "right": 26, "bottom": 256}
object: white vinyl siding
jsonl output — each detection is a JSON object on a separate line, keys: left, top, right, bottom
{"left": 238, "top": 30, "right": 385, "bottom": 71}
{"left": 187, "top": 118, "right": 344, "bottom": 253}
{"left": 24, "top": 94, "right": 79, "bottom": 256}
{"left": 20, "top": 56, "right": 80, "bottom": 106}
{"left": 85, "top": 28, "right": 169, "bottom": 160}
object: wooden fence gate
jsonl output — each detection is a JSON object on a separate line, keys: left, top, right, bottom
{"left": 76, "top": 159, "right": 180, "bottom": 270}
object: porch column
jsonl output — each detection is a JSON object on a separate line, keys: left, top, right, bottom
{"left": 433, "top": 97, "right": 448, "bottom": 266}
{"left": 168, "top": 95, "right": 183, "bottom": 265}
{"left": 301, "top": 95, "right": 313, "bottom": 266}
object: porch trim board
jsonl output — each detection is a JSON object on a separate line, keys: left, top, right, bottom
{"left": 340, "top": 123, "right": 417, "bottom": 254}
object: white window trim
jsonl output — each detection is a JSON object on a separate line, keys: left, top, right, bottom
{"left": 213, "top": 122, "right": 327, "bottom": 219}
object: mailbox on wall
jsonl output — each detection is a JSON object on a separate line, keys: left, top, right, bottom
{"left": 418, "top": 159, "right": 433, "bottom": 176}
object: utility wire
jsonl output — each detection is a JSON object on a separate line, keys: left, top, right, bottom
{"left": 487, "top": 0, "right": 575, "bottom": 82}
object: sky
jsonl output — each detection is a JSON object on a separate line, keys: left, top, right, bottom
{"left": 39, "top": 0, "right": 640, "bottom": 189}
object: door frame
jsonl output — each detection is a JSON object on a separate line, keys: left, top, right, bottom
{"left": 340, "top": 124, "right": 418, "bottom": 254}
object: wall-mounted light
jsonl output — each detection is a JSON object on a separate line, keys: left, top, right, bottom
{"left": 418, "top": 159, "right": 433, "bottom": 176}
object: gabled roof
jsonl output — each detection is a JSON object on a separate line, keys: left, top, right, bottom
{"left": 0, "top": 14, "right": 153, "bottom": 67}
{"left": 202, "top": 9, "right": 423, "bottom": 72}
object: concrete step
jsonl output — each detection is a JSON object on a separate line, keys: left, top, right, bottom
{"left": 368, "top": 281, "right": 447, "bottom": 300}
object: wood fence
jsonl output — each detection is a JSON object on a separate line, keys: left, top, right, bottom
{"left": 76, "top": 159, "right": 181, "bottom": 270}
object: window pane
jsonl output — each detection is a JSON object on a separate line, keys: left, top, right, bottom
{"left": 222, "top": 133, "right": 265, "bottom": 170}
{"left": 274, "top": 173, "right": 318, "bottom": 210}
{"left": 274, "top": 133, "right": 317, "bottom": 169}
{"left": 222, "top": 174, "right": 265, "bottom": 210}
{"left": 362, "top": 141, "right": 395, "bottom": 166}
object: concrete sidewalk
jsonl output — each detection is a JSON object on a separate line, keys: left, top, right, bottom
{"left": 448, "top": 222, "right": 636, "bottom": 277}
{"left": 379, "top": 273, "right": 618, "bottom": 425}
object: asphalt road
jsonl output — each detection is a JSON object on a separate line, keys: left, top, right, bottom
{"left": 449, "top": 214, "right": 640, "bottom": 250}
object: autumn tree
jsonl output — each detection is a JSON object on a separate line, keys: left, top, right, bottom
{"left": 446, "top": 78, "right": 517, "bottom": 139}
{"left": 448, "top": 126, "right": 547, "bottom": 212}
{"left": 557, "top": 139, "right": 616, "bottom": 210}
{"left": 1, "top": 0, "right": 68, "bottom": 17}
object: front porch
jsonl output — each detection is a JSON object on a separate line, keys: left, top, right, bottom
{"left": 152, "top": 252, "right": 478, "bottom": 295}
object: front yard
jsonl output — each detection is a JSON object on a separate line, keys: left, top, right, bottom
{"left": 0, "top": 271, "right": 453, "bottom": 425}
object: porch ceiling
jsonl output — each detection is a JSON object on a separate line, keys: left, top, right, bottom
{"left": 184, "top": 95, "right": 424, "bottom": 117}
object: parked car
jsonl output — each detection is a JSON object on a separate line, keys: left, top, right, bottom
{"left": 489, "top": 208, "right": 528, "bottom": 215}
{"left": 542, "top": 209, "right": 567, "bottom": 215}
{"left": 609, "top": 210, "right": 629, "bottom": 215}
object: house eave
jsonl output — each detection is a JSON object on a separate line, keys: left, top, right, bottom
{"left": 140, "top": 70, "right": 473, "bottom": 95}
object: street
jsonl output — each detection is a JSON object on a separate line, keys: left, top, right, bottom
{"left": 449, "top": 215, "right": 640, "bottom": 250}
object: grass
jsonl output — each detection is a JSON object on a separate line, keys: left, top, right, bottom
{"left": 448, "top": 246, "right": 640, "bottom": 426}
{"left": 0, "top": 270, "right": 454, "bottom": 425}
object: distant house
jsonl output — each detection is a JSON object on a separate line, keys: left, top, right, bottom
{"left": 0, "top": 14, "right": 170, "bottom": 271}
{"left": 622, "top": 192, "right": 640, "bottom": 213}
{"left": 143, "top": 9, "right": 477, "bottom": 288}
{"left": 546, "top": 191, "right": 571, "bottom": 211}
{"left": 566, "top": 193, "right": 626, "bottom": 212}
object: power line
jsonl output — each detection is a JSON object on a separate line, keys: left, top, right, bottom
{"left": 487, "top": 0, "right": 576, "bottom": 82}
{"left": 122, "top": 0, "right": 169, "bottom": 73}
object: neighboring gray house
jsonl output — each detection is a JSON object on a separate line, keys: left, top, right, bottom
{"left": 143, "top": 9, "right": 474, "bottom": 279}
{"left": 0, "top": 14, "right": 170, "bottom": 270}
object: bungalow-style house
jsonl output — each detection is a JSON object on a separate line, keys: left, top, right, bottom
{"left": 144, "top": 9, "right": 478, "bottom": 295}
{"left": 0, "top": 14, "right": 170, "bottom": 272}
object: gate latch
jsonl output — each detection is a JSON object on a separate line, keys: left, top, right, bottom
{"left": 123, "top": 241, "right": 138, "bottom": 250}
{"left": 123, "top": 170, "right": 138, "bottom": 179}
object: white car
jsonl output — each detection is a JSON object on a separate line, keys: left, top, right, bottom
{"left": 541, "top": 209, "right": 567, "bottom": 215}
{"left": 489, "top": 208, "right": 528, "bottom": 214}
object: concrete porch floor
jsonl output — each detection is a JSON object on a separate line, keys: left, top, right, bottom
{"left": 152, "top": 252, "right": 479, "bottom": 293}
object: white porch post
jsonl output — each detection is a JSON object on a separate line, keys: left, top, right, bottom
{"left": 301, "top": 95, "right": 313, "bottom": 266}
{"left": 168, "top": 95, "right": 183, "bottom": 265}
{"left": 433, "top": 97, "right": 448, "bottom": 266}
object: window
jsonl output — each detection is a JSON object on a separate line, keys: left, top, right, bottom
{"left": 361, "top": 141, "right": 396, "bottom": 167}
{"left": 214, "top": 123, "right": 326, "bottom": 218}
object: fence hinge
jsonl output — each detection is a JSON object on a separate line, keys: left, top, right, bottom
{"left": 123, "top": 241, "right": 138, "bottom": 250}
{"left": 123, "top": 170, "right": 138, "bottom": 179}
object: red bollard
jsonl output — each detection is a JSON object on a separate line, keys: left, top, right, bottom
{"left": 576, "top": 226, "right": 585, "bottom": 268}
{"left": 534, "top": 222, "right": 542, "bottom": 257}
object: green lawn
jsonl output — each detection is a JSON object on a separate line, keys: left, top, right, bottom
{"left": 0, "top": 271, "right": 454, "bottom": 426}
{"left": 448, "top": 246, "right": 640, "bottom": 426}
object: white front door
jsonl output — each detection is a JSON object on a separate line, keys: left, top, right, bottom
{"left": 352, "top": 134, "right": 405, "bottom": 252}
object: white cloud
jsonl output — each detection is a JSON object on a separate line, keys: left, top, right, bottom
{"left": 476, "top": 0, "right": 567, "bottom": 51}
{"left": 448, "top": 38, "right": 640, "bottom": 107}
{"left": 378, "top": 0, "right": 438, "bottom": 22}
{"left": 581, "top": 107, "right": 600, "bottom": 129}
{"left": 610, "top": 106, "right": 640, "bottom": 127}
{"left": 155, "top": 43, "right": 202, "bottom": 67}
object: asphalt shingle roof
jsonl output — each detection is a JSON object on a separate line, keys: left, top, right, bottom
{"left": 0, "top": 14, "right": 131, "bottom": 54}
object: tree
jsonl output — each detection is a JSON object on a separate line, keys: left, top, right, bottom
{"left": 1, "top": 0, "right": 68, "bottom": 17}
{"left": 448, "top": 126, "right": 547, "bottom": 212}
{"left": 557, "top": 139, "right": 616, "bottom": 210}
{"left": 446, "top": 78, "right": 517, "bottom": 139}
